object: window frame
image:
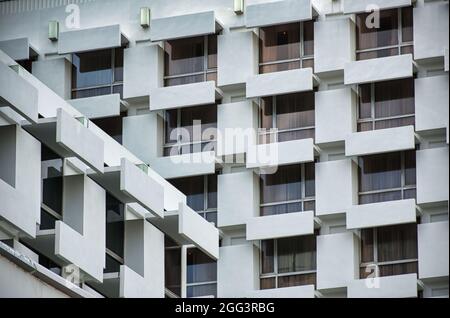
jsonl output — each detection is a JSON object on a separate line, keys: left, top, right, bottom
{"left": 186, "top": 247, "right": 217, "bottom": 298}
{"left": 259, "top": 163, "right": 316, "bottom": 216}
{"left": 355, "top": 7, "right": 414, "bottom": 61}
{"left": 359, "top": 225, "right": 418, "bottom": 278}
{"left": 356, "top": 79, "right": 415, "bottom": 132}
{"left": 71, "top": 47, "right": 124, "bottom": 99}
{"left": 357, "top": 151, "right": 416, "bottom": 204}
{"left": 259, "top": 236, "right": 317, "bottom": 289}
{"left": 258, "top": 92, "right": 316, "bottom": 144}
{"left": 163, "top": 106, "right": 217, "bottom": 157}
{"left": 258, "top": 21, "right": 315, "bottom": 74}
{"left": 163, "top": 35, "right": 217, "bottom": 87}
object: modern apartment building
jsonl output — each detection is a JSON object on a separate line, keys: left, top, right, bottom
{"left": 0, "top": 0, "right": 448, "bottom": 298}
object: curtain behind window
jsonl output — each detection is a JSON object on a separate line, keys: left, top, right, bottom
{"left": 277, "top": 235, "right": 316, "bottom": 273}
{"left": 377, "top": 223, "right": 418, "bottom": 262}
{"left": 187, "top": 248, "right": 217, "bottom": 284}
{"left": 164, "top": 36, "right": 205, "bottom": 76}
{"left": 359, "top": 152, "right": 402, "bottom": 192}
{"left": 72, "top": 49, "right": 112, "bottom": 89}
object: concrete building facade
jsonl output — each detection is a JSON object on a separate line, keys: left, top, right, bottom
{"left": 0, "top": 0, "right": 448, "bottom": 298}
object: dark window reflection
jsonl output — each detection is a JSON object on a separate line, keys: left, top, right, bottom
{"left": 41, "top": 145, "right": 63, "bottom": 216}
{"left": 259, "top": 21, "right": 314, "bottom": 74}
{"left": 165, "top": 236, "right": 181, "bottom": 297}
{"left": 261, "top": 234, "right": 317, "bottom": 289}
{"left": 260, "top": 164, "right": 315, "bottom": 216}
{"left": 356, "top": 7, "right": 414, "bottom": 61}
{"left": 358, "top": 79, "right": 415, "bottom": 132}
{"left": 187, "top": 248, "right": 217, "bottom": 297}
{"left": 164, "top": 35, "right": 217, "bottom": 87}
{"left": 105, "top": 192, "right": 124, "bottom": 258}
{"left": 358, "top": 151, "right": 416, "bottom": 204}
{"left": 164, "top": 105, "right": 217, "bottom": 156}
{"left": 71, "top": 48, "right": 124, "bottom": 98}
{"left": 260, "top": 92, "right": 315, "bottom": 144}
{"left": 360, "top": 223, "right": 418, "bottom": 278}
{"left": 92, "top": 112, "right": 126, "bottom": 144}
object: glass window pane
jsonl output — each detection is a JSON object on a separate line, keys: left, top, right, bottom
{"left": 277, "top": 235, "right": 316, "bottom": 273}
{"left": 114, "top": 48, "right": 124, "bottom": 82}
{"left": 207, "top": 174, "right": 217, "bottom": 209}
{"left": 259, "top": 22, "right": 300, "bottom": 64}
{"left": 277, "top": 129, "right": 315, "bottom": 143}
{"left": 72, "top": 49, "right": 113, "bottom": 89}
{"left": 164, "top": 36, "right": 205, "bottom": 77}
{"left": 304, "top": 162, "right": 315, "bottom": 197}
{"left": 207, "top": 35, "right": 217, "bottom": 69}
{"left": 374, "top": 79, "right": 415, "bottom": 119}
{"left": 356, "top": 47, "right": 398, "bottom": 61}
{"left": 278, "top": 273, "right": 316, "bottom": 288}
{"left": 377, "top": 223, "right": 418, "bottom": 262}
{"left": 359, "top": 190, "right": 402, "bottom": 205}
{"left": 260, "top": 277, "right": 276, "bottom": 290}
{"left": 187, "top": 248, "right": 217, "bottom": 284}
{"left": 259, "top": 61, "right": 300, "bottom": 74}
{"left": 401, "top": 7, "right": 414, "bottom": 43}
{"left": 374, "top": 116, "right": 415, "bottom": 130}
{"left": 40, "top": 209, "right": 58, "bottom": 230}
{"left": 379, "top": 261, "right": 418, "bottom": 277}
{"left": 356, "top": 9, "right": 399, "bottom": 51}
{"left": 303, "top": 21, "right": 314, "bottom": 56}
{"left": 404, "top": 150, "right": 416, "bottom": 186}
{"left": 358, "top": 152, "right": 402, "bottom": 193}
{"left": 165, "top": 248, "right": 181, "bottom": 297}
{"left": 91, "top": 113, "right": 125, "bottom": 145}
{"left": 276, "top": 92, "right": 315, "bottom": 131}
{"left": 187, "top": 284, "right": 217, "bottom": 298}
{"left": 170, "top": 176, "right": 205, "bottom": 212}
{"left": 260, "top": 165, "right": 302, "bottom": 205}
{"left": 164, "top": 74, "right": 205, "bottom": 87}
{"left": 360, "top": 229, "right": 374, "bottom": 263}
{"left": 165, "top": 109, "right": 178, "bottom": 144}
{"left": 105, "top": 193, "right": 124, "bottom": 258}
{"left": 180, "top": 105, "right": 217, "bottom": 143}
{"left": 72, "top": 86, "right": 112, "bottom": 99}
{"left": 358, "top": 84, "right": 372, "bottom": 119}
{"left": 261, "top": 240, "right": 275, "bottom": 274}
{"left": 260, "top": 97, "right": 273, "bottom": 129}
{"left": 105, "top": 253, "right": 122, "bottom": 274}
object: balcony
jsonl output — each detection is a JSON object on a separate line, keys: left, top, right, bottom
{"left": 245, "top": 0, "right": 316, "bottom": 28}
{"left": 246, "top": 138, "right": 315, "bottom": 169}
{"left": 246, "top": 68, "right": 314, "bottom": 99}
{"left": 150, "top": 81, "right": 222, "bottom": 111}
{"left": 23, "top": 108, "right": 105, "bottom": 174}
{"left": 58, "top": 24, "right": 129, "bottom": 54}
{"left": 246, "top": 211, "right": 316, "bottom": 241}
{"left": 343, "top": 0, "right": 413, "bottom": 14}
{"left": 150, "top": 11, "right": 222, "bottom": 42}
{"left": 68, "top": 94, "right": 123, "bottom": 120}
{"left": 345, "top": 125, "right": 415, "bottom": 157}
{"left": 344, "top": 54, "right": 414, "bottom": 86}
{"left": 147, "top": 202, "right": 219, "bottom": 260}
{"left": 347, "top": 199, "right": 417, "bottom": 230}
{"left": 347, "top": 273, "right": 418, "bottom": 298}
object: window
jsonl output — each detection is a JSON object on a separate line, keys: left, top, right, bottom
{"left": 358, "top": 151, "right": 416, "bottom": 205}
{"left": 169, "top": 174, "right": 218, "bottom": 225}
{"left": 104, "top": 192, "right": 124, "bottom": 273}
{"left": 91, "top": 112, "right": 127, "bottom": 145}
{"left": 164, "top": 35, "right": 217, "bottom": 87}
{"left": 357, "top": 78, "right": 415, "bottom": 132}
{"left": 164, "top": 105, "right": 217, "bottom": 156}
{"left": 259, "top": 91, "right": 315, "bottom": 144}
{"left": 40, "top": 145, "right": 63, "bottom": 230}
{"left": 260, "top": 164, "right": 315, "bottom": 216}
{"left": 259, "top": 21, "right": 314, "bottom": 74}
{"left": 71, "top": 48, "right": 124, "bottom": 99}
{"left": 260, "top": 234, "right": 317, "bottom": 289}
{"left": 356, "top": 7, "right": 413, "bottom": 61}
{"left": 187, "top": 248, "right": 217, "bottom": 297}
{"left": 360, "top": 223, "right": 418, "bottom": 278}
{"left": 165, "top": 236, "right": 182, "bottom": 297}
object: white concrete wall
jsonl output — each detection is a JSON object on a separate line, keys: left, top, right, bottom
{"left": 416, "top": 147, "right": 449, "bottom": 205}
{"left": 418, "top": 221, "right": 449, "bottom": 281}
